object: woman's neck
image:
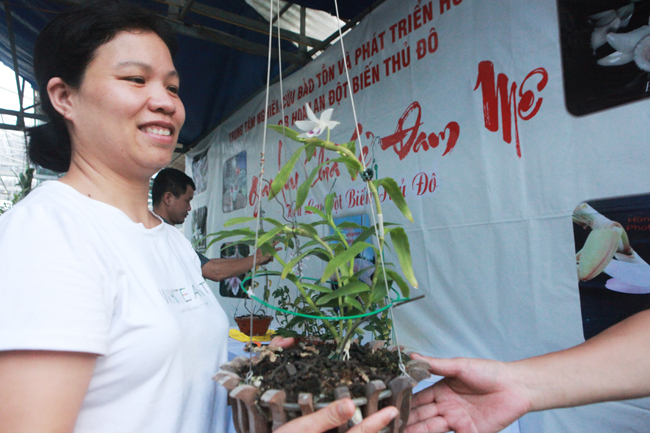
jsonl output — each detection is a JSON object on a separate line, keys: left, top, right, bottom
{"left": 60, "top": 160, "right": 160, "bottom": 228}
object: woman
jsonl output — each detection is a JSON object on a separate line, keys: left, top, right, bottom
{"left": 0, "top": 2, "right": 398, "bottom": 432}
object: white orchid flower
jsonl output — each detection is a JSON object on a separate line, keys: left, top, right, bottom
{"left": 295, "top": 104, "right": 339, "bottom": 139}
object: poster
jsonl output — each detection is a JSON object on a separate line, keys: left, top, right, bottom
{"left": 558, "top": 0, "right": 650, "bottom": 115}
{"left": 191, "top": 206, "right": 207, "bottom": 254}
{"left": 191, "top": 150, "right": 209, "bottom": 194}
{"left": 222, "top": 151, "right": 247, "bottom": 213}
{"left": 219, "top": 242, "right": 251, "bottom": 298}
{"left": 573, "top": 194, "right": 650, "bottom": 339}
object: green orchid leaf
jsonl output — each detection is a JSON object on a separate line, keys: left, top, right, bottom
{"left": 223, "top": 216, "right": 256, "bottom": 227}
{"left": 206, "top": 228, "right": 255, "bottom": 239}
{"left": 255, "top": 270, "right": 282, "bottom": 277}
{"left": 350, "top": 226, "right": 377, "bottom": 246}
{"left": 314, "top": 298, "right": 342, "bottom": 309}
{"left": 304, "top": 143, "right": 318, "bottom": 162}
{"left": 329, "top": 155, "right": 362, "bottom": 181}
{"left": 257, "top": 226, "right": 286, "bottom": 246}
{"left": 302, "top": 283, "right": 332, "bottom": 293}
{"left": 341, "top": 139, "right": 356, "bottom": 156}
{"left": 352, "top": 265, "right": 374, "bottom": 280}
{"left": 324, "top": 192, "right": 335, "bottom": 220}
{"left": 374, "top": 178, "right": 414, "bottom": 223}
{"left": 281, "top": 250, "right": 311, "bottom": 279}
{"left": 205, "top": 229, "right": 255, "bottom": 251}
{"left": 305, "top": 206, "right": 328, "bottom": 220}
{"left": 223, "top": 217, "right": 285, "bottom": 228}
{"left": 296, "top": 161, "right": 331, "bottom": 209}
{"left": 310, "top": 221, "right": 330, "bottom": 227}
{"left": 309, "top": 250, "right": 332, "bottom": 262}
{"left": 340, "top": 157, "right": 362, "bottom": 181}
{"left": 269, "top": 145, "right": 306, "bottom": 200}
{"left": 269, "top": 248, "right": 286, "bottom": 268}
{"left": 298, "top": 239, "right": 321, "bottom": 250}
{"left": 315, "top": 281, "right": 371, "bottom": 305}
{"left": 389, "top": 227, "right": 418, "bottom": 288}
{"left": 370, "top": 283, "right": 389, "bottom": 303}
{"left": 332, "top": 242, "right": 346, "bottom": 257}
{"left": 321, "top": 234, "right": 343, "bottom": 243}
{"left": 343, "top": 296, "right": 364, "bottom": 311}
{"left": 296, "top": 223, "right": 320, "bottom": 239}
{"left": 349, "top": 222, "right": 399, "bottom": 247}
{"left": 268, "top": 125, "right": 304, "bottom": 143}
{"left": 281, "top": 248, "right": 332, "bottom": 279}
{"left": 359, "top": 292, "right": 370, "bottom": 306}
{"left": 385, "top": 269, "right": 410, "bottom": 298}
{"left": 321, "top": 242, "right": 373, "bottom": 283}
{"left": 338, "top": 221, "right": 365, "bottom": 230}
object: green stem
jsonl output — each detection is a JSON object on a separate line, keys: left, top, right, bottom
{"left": 294, "top": 279, "right": 340, "bottom": 341}
{"left": 292, "top": 227, "right": 342, "bottom": 342}
{"left": 337, "top": 316, "right": 368, "bottom": 354}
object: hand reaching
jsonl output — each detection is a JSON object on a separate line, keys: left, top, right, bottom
{"left": 256, "top": 241, "right": 281, "bottom": 266}
{"left": 276, "top": 398, "right": 398, "bottom": 433}
{"left": 269, "top": 336, "right": 295, "bottom": 349}
{"left": 405, "top": 354, "right": 531, "bottom": 433}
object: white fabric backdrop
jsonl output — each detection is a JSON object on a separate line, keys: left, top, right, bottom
{"left": 185, "top": 0, "right": 650, "bottom": 430}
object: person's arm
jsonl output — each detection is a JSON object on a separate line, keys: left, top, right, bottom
{"left": 0, "top": 350, "right": 97, "bottom": 433}
{"left": 202, "top": 244, "right": 279, "bottom": 282}
{"left": 277, "top": 398, "right": 398, "bottom": 433}
{"left": 522, "top": 308, "right": 650, "bottom": 409}
{"left": 405, "top": 309, "right": 650, "bottom": 433}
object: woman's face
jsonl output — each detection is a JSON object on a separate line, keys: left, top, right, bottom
{"left": 66, "top": 31, "right": 185, "bottom": 180}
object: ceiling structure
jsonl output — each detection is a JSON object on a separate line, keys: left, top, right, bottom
{"left": 0, "top": 0, "right": 385, "bottom": 200}
{"left": 0, "top": 0, "right": 387, "bottom": 143}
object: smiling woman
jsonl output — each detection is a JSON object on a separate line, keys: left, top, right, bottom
{"left": 0, "top": 2, "right": 399, "bottom": 433}
{"left": 54, "top": 30, "right": 185, "bottom": 203}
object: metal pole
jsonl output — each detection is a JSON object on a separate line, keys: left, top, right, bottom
{"left": 299, "top": 6, "right": 306, "bottom": 53}
{"left": 3, "top": 0, "right": 25, "bottom": 129}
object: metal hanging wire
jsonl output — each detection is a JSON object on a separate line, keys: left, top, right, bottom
{"left": 248, "top": 0, "right": 413, "bottom": 376}
{"left": 330, "top": 0, "right": 408, "bottom": 373}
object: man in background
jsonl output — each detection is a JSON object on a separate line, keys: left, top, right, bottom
{"left": 152, "top": 168, "right": 274, "bottom": 282}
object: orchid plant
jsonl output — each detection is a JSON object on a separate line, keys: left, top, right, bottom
{"left": 208, "top": 105, "right": 418, "bottom": 358}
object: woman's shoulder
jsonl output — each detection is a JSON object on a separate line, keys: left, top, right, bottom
{"left": 1, "top": 181, "right": 84, "bottom": 226}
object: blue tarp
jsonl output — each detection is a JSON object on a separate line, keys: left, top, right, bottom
{"left": 0, "top": 0, "right": 374, "bottom": 146}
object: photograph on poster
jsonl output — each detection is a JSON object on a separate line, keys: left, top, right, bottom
{"left": 191, "top": 150, "right": 209, "bottom": 194}
{"left": 222, "top": 151, "right": 247, "bottom": 213}
{"left": 219, "top": 242, "right": 251, "bottom": 298}
{"left": 191, "top": 206, "right": 208, "bottom": 254}
{"left": 557, "top": 0, "right": 650, "bottom": 115}
{"left": 573, "top": 193, "right": 650, "bottom": 340}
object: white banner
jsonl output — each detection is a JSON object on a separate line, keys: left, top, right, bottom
{"left": 186, "top": 0, "right": 650, "bottom": 430}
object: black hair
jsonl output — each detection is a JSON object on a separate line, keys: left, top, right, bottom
{"left": 152, "top": 168, "right": 196, "bottom": 206}
{"left": 27, "top": 0, "right": 178, "bottom": 173}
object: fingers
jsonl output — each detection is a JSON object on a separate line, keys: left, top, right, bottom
{"left": 410, "top": 386, "right": 436, "bottom": 409}
{"left": 403, "top": 415, "right": 451, "bottom": 433}
{"left": 348, "top": 406, "right": 399, "bottom": 433}
{"left": 410, "top": 354, "right": 463, "bottom": 378}
{"left": 274, "top": 399, "right": 399, "bottom": 433}
{"left": 277, "top": 399, "right": 357, "bottom": 433}
{"left": 407, "top": 394, "right": 441, "bottom": 426}
{"left": 269, "top": 336, "right": 295, "bottom": 349}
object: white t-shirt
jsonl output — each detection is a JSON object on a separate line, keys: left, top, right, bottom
{"left": 0, "top": 181, "right": 229, "bottom": 433}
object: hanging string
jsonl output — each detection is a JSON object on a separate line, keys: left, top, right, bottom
{"left": 247, "top": 0, "right": 411, "bottom": 376}
{"left": 245, "top": 0, "right": 277, "bottom": 383}
{"left": 331, "top": 0, "right": 407, "bottom": 373}
{"left": 275, "top": 0, "right": 317, "bottom": 329}
{"left": 274, "top": 0, "right": 300, "bottom": 257}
